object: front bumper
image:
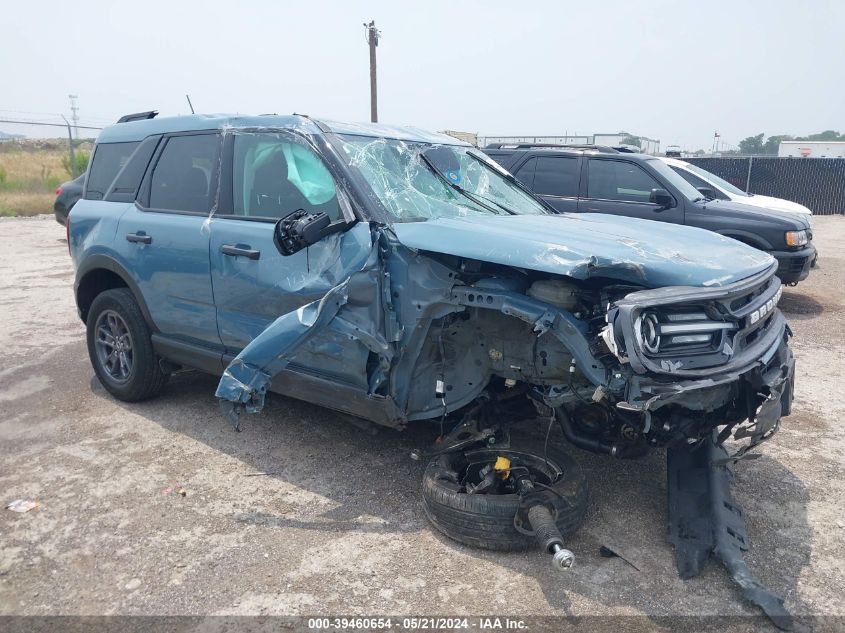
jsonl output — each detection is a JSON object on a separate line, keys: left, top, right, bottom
{"left": 771, "top": 243, "right": 816, "bottom": 284}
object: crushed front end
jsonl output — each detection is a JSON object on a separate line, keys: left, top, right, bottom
{"left": 597, "top": 259, "right": 794, "bottom": 460}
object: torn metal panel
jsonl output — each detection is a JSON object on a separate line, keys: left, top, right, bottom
{"left": 215, "top": 226, "right": 390, "bottom": 421}
{"left": 668, "top": 436, "right": 793, "bottom": 630}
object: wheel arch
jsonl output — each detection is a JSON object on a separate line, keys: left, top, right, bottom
{"left": 717, "top": 230, "right": 773, "bottom": 251}
{"left": 75, "top": 255, "right": 156, "bottom": 330}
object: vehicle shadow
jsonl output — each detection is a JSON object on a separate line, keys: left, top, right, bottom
{"left": 102, "top": 370, "right": 813, "bottom": 625}
{"left": 780, "top": 290, "right": 824, "bottom": 319}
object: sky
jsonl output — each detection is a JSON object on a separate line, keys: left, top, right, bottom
{"left": 3, "top": 0, "right": 844, "bottom": 151}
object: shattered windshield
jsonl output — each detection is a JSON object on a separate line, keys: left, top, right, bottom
{"left": 339, "top": 135, "right": 548, "bottom": 222}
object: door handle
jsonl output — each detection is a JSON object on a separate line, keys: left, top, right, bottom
{"left": 126, "top": 232, "right": 152, "bottom": 244}
{"left": 221, "top": 244, "right": 261, "bottom": 260}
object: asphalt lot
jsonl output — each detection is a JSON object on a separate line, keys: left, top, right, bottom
{"left": 0, "top": 214, "right": 843, "bottom": 627}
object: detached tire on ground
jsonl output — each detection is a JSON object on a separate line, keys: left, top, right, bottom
{"left": 86, "top": 288, "right": 168, "bottom": 402}
{"left": 422, "top": 444, "right": 588, "bottom": 551}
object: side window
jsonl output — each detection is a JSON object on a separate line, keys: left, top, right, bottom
{"left": 670, "top": 166, "right": 728, "bottom": 199}
{"left": 232, "top": 133, "right": 341, "bottom": 221}
{"left": 149, "top": 134, "right": 219, "bottom": 213}
{"left": 533, "top": 157, "right": 579, "bottom": 197}
{"left": 513, "top": 157, "right": 537, "bottom": 189}
{"left": 587, "top": 159, "right": 661, "bottom": 203}
{"left": 84, "top": 141, "right": 140, "bottom": 200}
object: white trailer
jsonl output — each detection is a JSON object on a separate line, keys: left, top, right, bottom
{"left": 778, "top": 141, "right": 845, "bottom": 158}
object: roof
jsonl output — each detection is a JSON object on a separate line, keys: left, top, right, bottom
{"left": 96, "top": 113, "right": 468, "bottom": 146}
{"left": 482, "top": 145, "right": 655, "bottom": 160}
{"left": 657, "top": 156, "right": 690, "bottom": 167}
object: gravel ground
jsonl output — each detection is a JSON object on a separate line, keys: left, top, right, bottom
{"left": 0, "top": 214, "right": 843, "bottom": 628}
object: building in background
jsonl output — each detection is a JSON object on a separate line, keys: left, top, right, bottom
{"left": 441, "top": 130, "right": 478, "bottom": 145}
{"left": 477, "top": 131, "right": 660, "bottom": 154}
{"left": 778, "top": 141, "right": 845, "bottom": 158}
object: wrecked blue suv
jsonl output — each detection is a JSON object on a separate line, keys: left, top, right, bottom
{"left": 69, "top": 113, "right": 796, "bottom": 626}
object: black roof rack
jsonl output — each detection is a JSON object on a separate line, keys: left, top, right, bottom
{"left": 484, "top": 142, "right": 620, "bottom": 153}
{"left": 116, "top": 110, "right": 158, "bottom": 124}
{"left": 292, "top": 112, "right": 332, "bottom": 133}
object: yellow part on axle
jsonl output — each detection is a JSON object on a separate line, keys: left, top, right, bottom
{"left": 494, "top": 456, "right": 511, "bottom": 479}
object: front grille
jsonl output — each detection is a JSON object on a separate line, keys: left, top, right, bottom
{"left": 718, "top": 276, "right": 782, "bottom": 358}
{"left": 636, "top": 275, "right": 782, "bottom": 371}
{"left": 610, "top": 262, "right": 787, "bottom": 377}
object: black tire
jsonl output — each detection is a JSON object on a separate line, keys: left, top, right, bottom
{"left": 422, "top": 444, "right": 588, "bottom": 551}
{"left": 86, "top": 288, "right": 168, "bottom": 402}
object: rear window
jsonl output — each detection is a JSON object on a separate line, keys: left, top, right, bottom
{"left": 84, "top": 141, "right": 139, "bottom": 200}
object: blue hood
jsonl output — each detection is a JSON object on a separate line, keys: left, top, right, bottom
{"left": 392, "top": 213, "right": 774, "bottom": 288}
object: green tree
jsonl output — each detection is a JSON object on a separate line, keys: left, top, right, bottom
{"left": 763, "top": 134, "right": 793, "bottom": 155}
{"left": 800, "top": 130, "right": 843, "bottom": 142}
{"left": 61, "top": 150, "right": 90, "bottom": 177}
{"left": 738, "top": 133, "right": 765, "bottom": 155}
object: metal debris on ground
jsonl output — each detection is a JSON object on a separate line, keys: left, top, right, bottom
{"left": 5, "top": 499, "right": 39, "bottom": 513}
{"left": 599, "top": 545, "right": 641, "bottom": 571}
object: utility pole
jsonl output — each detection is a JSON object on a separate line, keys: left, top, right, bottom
{"left": 61, "top": 115, "right": 77, "bottom": 178}
{"left": 364, "top": 20, "right": 381, "bottom": 122}
{"left": 68, "top": 94, "right": 79, "bottom": 139}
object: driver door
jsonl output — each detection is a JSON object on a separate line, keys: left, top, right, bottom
{"left": 209, "top": 131, "right": 354, "bottom": 351}
{"left": 210, "top": 130, "right": 402, "bottom": 421}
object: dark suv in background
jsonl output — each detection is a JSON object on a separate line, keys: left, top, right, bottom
{"left": 484, "top": 145, "right": 816, "bottom": 285}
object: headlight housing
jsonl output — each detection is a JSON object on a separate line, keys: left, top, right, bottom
{"left": 785, "top": 230, "right": 808, "bottom": 247}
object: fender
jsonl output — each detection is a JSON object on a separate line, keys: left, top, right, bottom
{"left": 74, "top": 253, "right": 157, "bottom": 331}
{"left": 717, "top": 230, "right": 774, "bottom": 251}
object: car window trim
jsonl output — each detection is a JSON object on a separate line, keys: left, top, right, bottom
{"left": 512, "top": 156, "right": 537, "bottom": 190}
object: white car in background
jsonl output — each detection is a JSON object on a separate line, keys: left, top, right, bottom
{"left": 659, "top": 156, "right": 814, "bottom": 224}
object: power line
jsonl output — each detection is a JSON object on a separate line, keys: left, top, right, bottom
{"left": 0, "top": 118, "right": 103, "bottom": 130}
{"left": 0, "top": 109, "right": 115, "bottom": 124}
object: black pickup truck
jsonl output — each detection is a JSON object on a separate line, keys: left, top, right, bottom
{"left": 484, "top": 145, "right": 816, "bottom": 284}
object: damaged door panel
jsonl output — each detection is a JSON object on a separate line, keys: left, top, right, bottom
{"left": 216, "top": 224, "right": 404, "bottom": 428}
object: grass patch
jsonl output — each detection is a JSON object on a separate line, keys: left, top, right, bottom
{"left": 0, "top": 140, "right": 92, "bottom": 217}
{"left": 0, "top": 192, "right": 56, "bottom": 217}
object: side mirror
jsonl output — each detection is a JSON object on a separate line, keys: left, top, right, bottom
{"left": 649, "top": 188, "right": 674, "bottom": 209}
{"left": 696, "top": 186, "right": 715, "bottom": 199}
{"left": 274, "top": 210, "right": 331, "bottom": 256}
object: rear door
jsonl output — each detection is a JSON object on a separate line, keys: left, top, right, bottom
{"left": 579, "top": 157, "right": 684, "bottom": 223}
{"left": 117, "top": 131, "right": 222, "bottom": 348}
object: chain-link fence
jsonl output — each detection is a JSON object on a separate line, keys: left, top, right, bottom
{"left": 0, "top": 118, "right": 102, "bottom": 217}
{"left": 685, "top": 157, "right": 845, "bottom": 216}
